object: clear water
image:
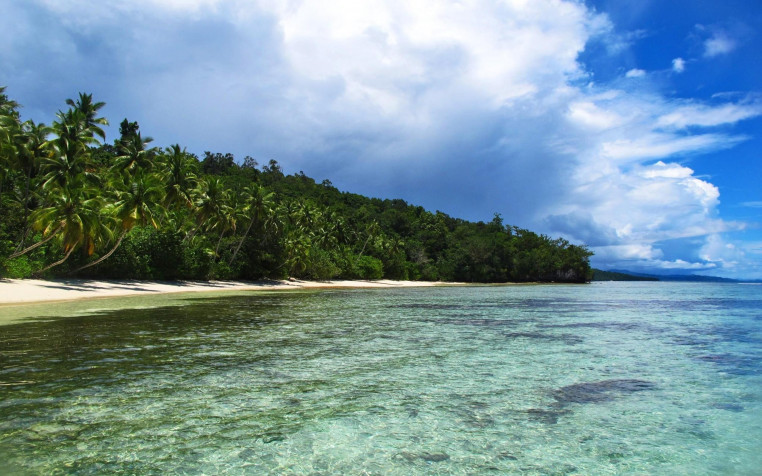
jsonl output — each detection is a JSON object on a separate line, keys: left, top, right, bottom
{"left": 1, "top": 282, "right": 761, "bottom": 475}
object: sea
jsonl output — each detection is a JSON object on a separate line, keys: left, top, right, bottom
{"left": 0, "top": 282, "right": 760, "bottom": 475}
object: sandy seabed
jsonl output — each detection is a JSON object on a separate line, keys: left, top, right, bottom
{"left": 0, "top": 278, "right": 442, "bottom": 306}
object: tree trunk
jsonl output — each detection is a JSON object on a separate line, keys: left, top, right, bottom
{"left": 14, "top": 226, "right": 32, "bottom": 254}
{"left": 33, "top": 238, "right": 80, "bottom": 276}
{"left": 15, "top": 171, "right": 32, "bottom": 251}
{"left": 69, "top": 229, "right": 128, "bottom": 275}
{"left": 358, "top": 233, "right": 372, "bottom": 258}
{"left": 9, "top": 223, "right": 65, "bottom": 259}
{"left": 214, "top": 228, "right": 226, "bottom": 258}
{"left": 229, "top": 214, "right": 256, "bottom": 266}
{"left": 184, "top": 222, "right": 202, "bottom": 243}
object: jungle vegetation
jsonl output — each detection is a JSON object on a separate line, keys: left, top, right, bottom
{"left": 0, "top": 88, "right": 593, "bottom": 283}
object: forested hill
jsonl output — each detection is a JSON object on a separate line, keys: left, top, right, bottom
{"left": 0, "top": 89, "right": 593, "bottom": 283}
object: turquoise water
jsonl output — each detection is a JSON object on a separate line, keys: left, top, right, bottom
{"left": 1, "top": 282, "right": 761, "bottom": 474}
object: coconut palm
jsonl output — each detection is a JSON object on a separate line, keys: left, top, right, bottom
{"left": 357, "top": 220, "right": 379, "bottom": 258}
{"left": 1, "top": 90, "right": 24, "bottom": 200}
{"left": 70, "top": 172, "right": 164, "bottom": 273}
{"left": 111, "top": 132, "right": 156, "bottom": 180}
{"left": 65, "top": 92, "right": 108, "bottom": 142}
{"left": 26, "top": 182, "right": 104, "bottom": 274}
{"left": 159, "top": 144, "right": 198, "bottom": 211}
{"left": 191, "top": 177, "right": 235, "bottom": 257}
{"left": 228, "top": 183, "right": 274, "bottom": 266}
{"left": 0, "top": 112, "right": 20, "bottom": 197}
{"left": 10, "top": 120, "right": 52, "bottom": 250}
{"left": 42, "top": 108, "right": 101, "bottom": 191}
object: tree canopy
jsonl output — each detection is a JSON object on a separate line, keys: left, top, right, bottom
{"left": 0, "top": 88, "right": 593, "bottom": 282}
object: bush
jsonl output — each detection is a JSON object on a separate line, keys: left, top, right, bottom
{"left": 179, "top": 240, "right": 215, "bottom": 280}
{"left": 87, "top": 227, "right": 187, "bottom": 280}
{"left": 1, "top": 256, "right": 35, "bottom": 279}
{"left": 305, "top": 248, "right": 341, "bottom": 280}
{"left": 352, "top": 255, "right": 384, "bottom": 280}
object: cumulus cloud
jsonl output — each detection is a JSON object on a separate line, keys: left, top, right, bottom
{"left": 703, "top": 31, "right": 736, "bottom": 57}
{"left": 1, "top": 0, "right": 760, "bottom": 276}
{"left": 672, "top": 57, "right": 685, "bottom": 73}
{"left": 699, "top": 234, "right": 743, "bottom": 268}
{"left": 625, "top": 68, "right": 646, "bottom": 78}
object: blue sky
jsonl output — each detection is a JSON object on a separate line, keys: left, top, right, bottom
{"left": 1, "top": 0, "right": 761, "bottom": 278}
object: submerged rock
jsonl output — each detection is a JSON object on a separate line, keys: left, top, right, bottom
{"left": 711, "top": 402, "right": 744, "bottom": 412}
{"left": 553, "top": 379, "right": 655, "bottom": 406}
{"left": 400, "top": 451, "right": 451, "bottom": 463}
{"left": 421, "top": 452, "right": 450, "bottom": 462}
{"left": 526, "top": 408, "right": 570, "bottom": 424}
{"left": 238, "top": 448, "right": 256, "bottom": 460}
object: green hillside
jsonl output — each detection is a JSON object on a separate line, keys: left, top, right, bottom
{"left": 1, "top": 89, "right": 592, "bottom": 283}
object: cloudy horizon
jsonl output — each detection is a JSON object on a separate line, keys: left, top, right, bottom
{"left": 2, "top": 0, "right": 761, "bottom": 278}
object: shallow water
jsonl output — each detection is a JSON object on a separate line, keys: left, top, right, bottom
{"left": 1, "top": 282, "right": 760, "bottom": 474}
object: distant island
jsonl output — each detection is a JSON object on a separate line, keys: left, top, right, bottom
{"left": 591, "top": 270, "right": 658, "bottom": 281}
{"left": 0, "top": 88, "right": 592, "bottom": 283}
{"left": 592, "top": 269, "right": 754, "bottom": 283}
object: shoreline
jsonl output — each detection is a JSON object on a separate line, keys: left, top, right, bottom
{"left": 0, "top": 278, "right": 446, "bottom": 307}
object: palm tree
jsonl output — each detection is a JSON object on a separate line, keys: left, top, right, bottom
{"left": 12, "top": 120, "right": 52, "bottom": 250}
{"left": 42, "top": 108, "right": 101, "bottom": 191}
{"left": 228, "top": 183, "right": 274, "bottom": 266}
{"left": 70, "top": 173, "right": 164, "bottom": 273}
{"left": 357, "top": 220, "right": 379, "bottom": 258}
{"left": 190, "top": 177, "right": 235, "bottom": 257}
{"left": 159, "top": 144, "right": 198, "bottom": 211}
{"left": 8, "top": 109, "right": 99, "bottom": 261}
{"left": 26, "top": 182, "right": 104, "bottom": 274}
{"left": 65, "top": 92, "right": 108, "bottom": 142}
{"left": 111, "top": 132, "right": 156, "bottom": 180}
{"left": 0, "top": 115, "right": 20, "bottom": 199}
{"left": 0, "top": 88, "right": 21, "bottom": 195}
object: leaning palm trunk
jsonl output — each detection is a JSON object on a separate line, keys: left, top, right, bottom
{"left": 184, "top": 222, "right": 202, "bottom": 243}
{"left": 357, "top": 233, "right": 373, "bottom": 258}
{"left": 33, "top": 238, "right": 80, "bottom": 276}
{"left": 13, "top": 226, "right": 32, "bottom": 254}
{"left": 9, "top": 223, "right": 65, "bottom": 259}
{"left": 214, "top": 229, "right": 226, "bottom": 258}
{"left": 228, "top": 214, "right": 257, "bottom": 266}
{"left": 69, "top": 229, "right": 128, "bottom": 275}
{"left": 14, "top": 174, "right": 33, "bottom": 252}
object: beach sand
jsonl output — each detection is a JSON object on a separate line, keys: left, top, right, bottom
{"left": 0, "top": 278, "right": 441, "bottom": 306}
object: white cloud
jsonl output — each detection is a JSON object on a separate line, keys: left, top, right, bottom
{"left": 656, "top": 101, "right": 762, "bottom": 129}
{"left": 599, "top": 133, "right": 741, "bottom": 162}
{"left": 700, "top": 234, "right": 743, "bottom": 267}
{"left": 567, "top": 101, "right": 622, "bottom": 130}
{"left": 672, "top": 57, "right": 685, "bottom": 73}
{"left": 704, "top": 31, "right": 736, "bottom": 57}
{"left": 3, "top": 0, "right": 761, "bottom": 277}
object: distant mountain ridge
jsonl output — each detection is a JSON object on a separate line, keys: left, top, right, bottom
{"left": 592, "top": 269, "right": 657, "bottom": 281}
{"left": 597, "top": 269, "right": 761, "bottom": 283}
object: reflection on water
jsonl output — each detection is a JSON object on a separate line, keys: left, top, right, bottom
{"left": 1, "top": 283, "right": 761, "bottom": 474}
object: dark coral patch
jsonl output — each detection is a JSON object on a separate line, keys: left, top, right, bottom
{"left": 553, "top": 379, "right": 655, "bottom": 406}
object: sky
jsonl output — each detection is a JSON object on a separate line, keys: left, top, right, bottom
{"left": 1, "top": 0, "right": 761, "bottom": 279}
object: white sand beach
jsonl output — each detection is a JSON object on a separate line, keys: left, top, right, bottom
{"left": 0, "top": 278, "right": 441, "bottom": 306}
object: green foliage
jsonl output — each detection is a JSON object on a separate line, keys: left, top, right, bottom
{"left": 201, "top": 151, "right": 236, "bottom": 175}
{"left": 351, "top": 255, "right": 384, "bottom": 280}
{"left": 304, "top": 248, "right": 342, "bottom": 280}
{"left": 0, "top": 87, "right": 593, "bottom": 283}
{"left": 88, "top": 228, "right": 185, "bottom": 280}
{"left": 180, "top": 241, "right": 215, "bottom": 280}
{"left": 1, "top": 256, "right": 36, "bottom": 279}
